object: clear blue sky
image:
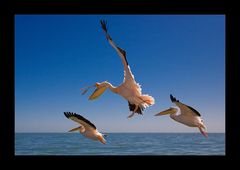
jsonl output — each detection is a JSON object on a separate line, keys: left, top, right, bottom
{"left": 15, "top": 15, "right": 225, "bottom": 133}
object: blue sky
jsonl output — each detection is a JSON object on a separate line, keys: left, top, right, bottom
{"left": 15, "top": 15, "right": 225, "bottom": 133}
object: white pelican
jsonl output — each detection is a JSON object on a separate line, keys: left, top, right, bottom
{"left": 64, "top": 112, "right": 107, "bottom": 144}
{"left": 155, "top": 94, "right": 208, "bottom": 138}
{"left": 82, "top": 20, "right": 155, "bottom": 118}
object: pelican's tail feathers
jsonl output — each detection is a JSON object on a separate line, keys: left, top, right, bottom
{"left": 140, "top": 95, "right": 155, "bottom": 106}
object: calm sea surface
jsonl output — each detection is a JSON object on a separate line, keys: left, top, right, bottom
{"left": 15, "top": 133, "right": 225, "bottom": 155}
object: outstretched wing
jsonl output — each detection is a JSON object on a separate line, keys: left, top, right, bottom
{"left": 64, "top": 112, "right": 96, "bottom": 130}
{"left": 100, "top": 20, "right": 137, "bottom": 86}
{"left": 170, "top": 94, "right": 201, "bottom": 117}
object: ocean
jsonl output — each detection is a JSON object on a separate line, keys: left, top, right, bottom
{"left": 15, "top": 133, "right": 225, "bottom": 155}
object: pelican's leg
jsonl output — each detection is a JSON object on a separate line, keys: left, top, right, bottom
{"left": 198, "top": 125, "right": 208, "bottom": 138}
{"left": 127, "top": 112, "right": 135, "bottom": 118}
{"left": 128, "top": 105, "right": 139, "bottom": 118}
{"left": 133, "top": 105, "right": 139, "bottom": 113}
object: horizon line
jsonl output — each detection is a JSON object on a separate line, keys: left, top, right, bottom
{"left": 15, "top": 132, "right": 225, "bottom": 133}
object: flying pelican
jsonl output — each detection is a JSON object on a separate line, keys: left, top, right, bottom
{"left": 155, "top": 94, "right": 208, "bottom": 138}
{"left": 82, "top": 20, "right": 155, "bottom": 118}
{"left": 64, "top": 112, "right": 107, "bottom": 144}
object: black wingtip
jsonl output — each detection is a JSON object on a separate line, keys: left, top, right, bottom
{"left": 100, "top": 20, "right": 107, "bottom": 33}
{"left": 128, "top": 101, "right": 144, "bottom": 115}
{"left": 186, "top": 105, "right": 201, "bottom": 117}
{"left": 64, "top": 112, "right": 74, "bottom": 119}
{"left": 170, "top": 94, "right": 175, "bottom": 102}
{"left": 170, "top": 94, "right": 179, "bottom": 102}
{"left": 64, "top": 112, "right": 97, "bottom": 129}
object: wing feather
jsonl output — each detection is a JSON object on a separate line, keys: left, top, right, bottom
{"left": 100, "top": 20, "right": 136, "bottom": 85}
{"left": 64, "top": 112, "right": 96, "bottom": 130}
{"left": 170, "top": 95, "right": 201, "bottom": 117}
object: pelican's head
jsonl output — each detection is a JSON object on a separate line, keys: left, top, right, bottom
{"left": 88, "top": 81, "right": 109, "bottom": 100}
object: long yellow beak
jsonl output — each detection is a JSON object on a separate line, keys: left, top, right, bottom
{"left": 155, "top": 108, "right": 177, "bottom": 116}
{"left": 68, "top": 126, "right": 81, "bottom": 132}
{"left": 88, "top": 84, "right": 107, "bottom": 100}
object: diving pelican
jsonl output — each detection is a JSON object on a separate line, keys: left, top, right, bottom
{"left": 155, "top": 94, "right": 208, "bottom": 138}
{"left": 64, "top": 112, "right": 106, "bottom": 144}
{"left": 82, "top": 20, "right": 155, "bottom": 118}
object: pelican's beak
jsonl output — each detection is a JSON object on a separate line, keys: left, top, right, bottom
{"left": 68, "top": 126, "right": 81, "bottom": 132}
{"left": 88, "top": 83, "right": 107, "bottom": 100}
{"left": 155, "top": 108, "right": 177, "bottom": 116}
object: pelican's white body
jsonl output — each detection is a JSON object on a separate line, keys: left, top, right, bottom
{"left": 170, "top": 108, "right": 204, "bottom": 127}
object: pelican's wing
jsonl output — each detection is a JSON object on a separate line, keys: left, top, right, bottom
{"left": 100, "top": 20, "right": 136, "bottom": 86}
{"left": 64, "top": 112, "right": 96, "bottom": 130}
{"left": 170, "top": 94, "right": 201, "bottom": 117}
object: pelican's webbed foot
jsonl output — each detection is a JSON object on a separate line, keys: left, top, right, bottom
{"left": 127, "top": 112, "right": 135, "bottom": 118}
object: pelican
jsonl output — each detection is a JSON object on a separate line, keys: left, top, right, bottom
{"left": 82, "top": 20, "right": 155, "bottom": 118}
{"left": 64, "top": 112, "right": 106, "bottom": 144}
{"left": 155, "top": 94, "right": 208, "bottom": 138}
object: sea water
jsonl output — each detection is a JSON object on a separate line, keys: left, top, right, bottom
{"left": 15, "top": 133, "right": 225, "bottom": 155}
